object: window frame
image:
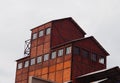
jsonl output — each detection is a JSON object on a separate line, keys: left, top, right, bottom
{"left": 24, "top": 60, "right": 29, "bottom": 68}
{"left": 37, "top": 56, "right": 42, "bottom": 63}
{"left": 17, "top": 62, "right": 23, "bottom": 69}
{"left": 30, "top": 58, "right": 35, "bottom": 66}
{"left": 58, "top": 49, "right": 64, "bottom": 57}
{"left": 73, "top": 46, "right": 80, "bottom": 55}
{"left": 44, "top": 54, "right": 49, "bottom": 61}
{"left": 32, "top": 33, "right": 37, "bottom": 40}
{"left": 66, "top": 46, "right": 72, "bottom": 55}
{"left": 99, "top": 56, "right": 105, "bottom": 64}
{"left": 39, "top": 30, "right": 44, "bottom": 37}
{"left": 82, "top": 49, "right": 89, "bottom": 58}
{"left": 51, "top": 51, "right": 57, "bottom": 59}
{"left": 91, "top": 53, "right": 97, "bottom": 61}
{"left": 46, "top": 27, "right": 51, "bottom": 35}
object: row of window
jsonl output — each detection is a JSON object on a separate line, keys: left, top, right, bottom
{"left": 74, "top": 47, "right": 105, "bottom": 64}
{"left": 32, "top": 27, "right": 51, "bottom": 40}
{"left": 17, "top": 46, "right": 105, "bottom": 69}
{"left": 17, "top": 47, "right": 72, "bottom": 69}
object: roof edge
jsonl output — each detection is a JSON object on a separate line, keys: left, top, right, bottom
{"left": 51, "top": 36, "right": 109, "bottom": 55}
{"left": 30, "top": 17, "right": 72, "bottom": 31}
{"left": 89, "top": 36, "right": 109, "bottom": 55}
{"left": 16, "top": 56, "right": 30, "bottom": 62}
{"left": 30, "top": 17, "right": 86, "bottom": 36}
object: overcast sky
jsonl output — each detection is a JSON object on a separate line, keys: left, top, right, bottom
{"left": 0, "top": 0, "right": 120, "bottom": 83}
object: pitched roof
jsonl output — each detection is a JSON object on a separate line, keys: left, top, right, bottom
{"left": 30, "top": 17, "right": 86, "bottom": 35}
{"left": 52, "top": 17, "right": 86, "bottom": 35}
{"left": 51, "top": 36, "right": 109, "bottom": 56}
{"left": 81, "top": 36, "right": 109, "bottom": 55}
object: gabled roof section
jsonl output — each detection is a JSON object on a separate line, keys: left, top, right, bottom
{"left": 31, "top": 17, "right": 86, "bottom": 35}
{"left": 51, "top": 36, "right": 109, "bottom": 56}
{"left": 77, "top": 36, "right": 109, "bottom": 55}
{"left": 52, "top": 17, "right": 86, "bottom": 35}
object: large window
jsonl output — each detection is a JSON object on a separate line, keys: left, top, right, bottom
{"left": 46, "top": 28, "right": 51, "bottom": 35}
{"left": 32, "top": 33, "right": 37, "bottom": 40}
{"left": 58, "top": 49, "right": 63, "bottom": 56}
{"left": 99, "top": 56, "right": 105, "bottom": 64}
{"left": 37, "top": 56, "right": 42, "bottom": 63}
{"left": 82, "top": 49, "right": 89, "bottom": 58}
{"left": 51, "top": 51, "right": 56, "bottom": 59}
{"left": 18, "top": 63, "right": 22, "bottom": 69}
{"left": 24, "top": 60, "right": 29, "bottom": 68}
{"left": 91, "top": 53, "right": 97, "bottom": 61}
{"left": 44, "top": 54, "right": 49, "bottom": 61}
{"left": 73, "top": 47, "right": 80, "bottom": 55}
{"left": 39, "top": 30, "right": 44, "bottom": 37}
{"left": 30, "top": 58, "right": 35, "bottom": 65}
{"left": 66, "top": 47, "right": 72, "bottom": 54}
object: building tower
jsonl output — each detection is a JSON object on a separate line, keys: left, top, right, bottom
{"left": 15, "top": 17, "right": 109, "bottom": 83}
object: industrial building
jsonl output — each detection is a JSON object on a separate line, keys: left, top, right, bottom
{"left": 15, "top": 17, "right": 110, "bottom": 83}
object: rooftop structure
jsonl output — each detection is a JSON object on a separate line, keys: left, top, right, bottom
{"left": 15, "top": 17, "right": 109, "bottom": 83}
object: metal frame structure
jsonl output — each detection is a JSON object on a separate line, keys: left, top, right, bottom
{"left": 24, "top": 39, "right": 31, "bottom": 57}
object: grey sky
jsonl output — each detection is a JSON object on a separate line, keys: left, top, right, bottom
{"left": 0, "top": 0, "right": 120, "bottom": 83}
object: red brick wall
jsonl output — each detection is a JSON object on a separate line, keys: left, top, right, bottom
{"left": 71, "top": 39, "right": 106, "bottom": 80}
{"left": 51, "top": 19, "right": 85, "bottom": 47}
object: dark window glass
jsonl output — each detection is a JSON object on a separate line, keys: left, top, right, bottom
{"left": 51, "top": 51, "right": 56, "bottom": 59}
{"left": 46, "top": 28, "right": 51, "bottom": 35}
{"left": 44, "top": 54, "right": 49, "bottom": 61}
{"left": 32, "top": 33, "right": 37, "bottom": 40}
{"left": 18, "top": 63, "right": 22, "bottom": 69}
{"left": 99, "top": 56, "right": 105, "bottom": 64}
{"left": 82, "top": 49, "right": 89, "bottom": 58}
{"left": 58, "top": 49, "right": 63, "bottom": 56}
{"left": 24, "top": 60, "right": 29, "bottom": 68}
{"left": 30, "top": 58, "right": 35, "bottom": 65}
{"left": 91, "top": 53, "right": 97, "bottom": 61}
{"left": 66, "top": 47, "right": 72, "bottom": 54}
{"left": 37, "top": 56, "right": 42, "bottom": 63}
{"left": 39, "top": 30, "right": 44, "bottom": 37}
{"left": 73, "top": 47, "right": 80, "bottom": 55}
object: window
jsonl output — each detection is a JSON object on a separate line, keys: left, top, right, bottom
{"left": 82, "top": 49, "right": 89, "bottom": 58}
{"left": 73, "top": 47, "right": 80, "bottom": 55}
{"left": 51, "top": 51, "right": 56, "bottom": 59}
{"left": 46, "top": 28, "right": 51, "bottom": 35}
{"left": 44, "top": 54, "right": 49, "bottom": 61}
{"left": 99, "top": 56, "right": 105, "bottom": 64}
{"left": 30, "top": 58, "right": 35, "bottom": 65}
{"left": 66, "top": 47, "right": 72, "bottom": 54}
{"left": 32, "top": 33, "right": 37, "bottom": 40}
{"left": 91, "top": 53, "right": 97, "bottom": 61}
{"left": 18, "top": 63, "right": 22, "bottom": 69}
{"left": 58, "top": 49, "right": 63, "bottom": 56}
{"left": 39, "top": 30, "right": 44, "bottom": 37}
{"left": 24, "top": 60, "right": 29, "bottom": 68}
{"left": 37, "top": 56, "right": 42, "bottom": 63}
